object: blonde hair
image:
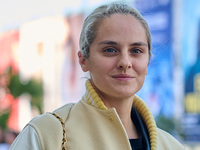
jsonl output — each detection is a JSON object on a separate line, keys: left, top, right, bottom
{"left": 79, "top": 2, "right": 152, "bottom": 59}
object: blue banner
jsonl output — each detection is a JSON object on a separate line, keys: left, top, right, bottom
{"left": 135, "top": 0, "right": 173, "bottom": 118}
{"left": 182, "top": 0, "right": 200, "bottom": 142}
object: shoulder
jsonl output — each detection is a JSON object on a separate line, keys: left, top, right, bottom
{"left": 29, "top": 103, "right": 75, "bottom": 126}
{"left": 10, "top": 125, "right": 42, "bottom": 150}
{"left": 26, "top": 103, "right": 76, "bottom": 149}
{"left": 157, "top": 128, "right": 185, "bottom": 150}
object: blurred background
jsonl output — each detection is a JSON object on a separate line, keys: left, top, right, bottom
{"left": 0, "top": 0, "right": 199, "bottom": 149}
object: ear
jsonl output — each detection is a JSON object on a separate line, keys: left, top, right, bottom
{"left": 78, "top": 51, "right": 89, "bottom": 72}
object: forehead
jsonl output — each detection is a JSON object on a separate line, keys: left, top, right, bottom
{"left": 94, "top": 14, "right": 146, "bottom": 43}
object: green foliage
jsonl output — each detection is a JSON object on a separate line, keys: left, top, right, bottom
{"left": 31, "top": 96, "right": 43, "bottom": 114}
{"left": 0, "top": 112, "right": 9, "bottom": 130}
{"left": 8, "top": 74, "right": 43, "bottom": 98}
{"left": 8, "top": 73, "right": 43, "bottom": 113}
{"left": 155, "top": 115, "right": 185, "bottom": 139}
{"left": 155, "top": 115, "right": 176, "bottom": 134}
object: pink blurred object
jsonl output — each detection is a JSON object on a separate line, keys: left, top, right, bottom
{"left": 0, "top": 30, "right": 19, "bottom": 75}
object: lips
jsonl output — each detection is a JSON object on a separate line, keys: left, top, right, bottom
{"left": 112, "top": 74, "right": 134, "bottom": 78}
{"left": 112, "top": 74, "right": 135, "bottom": 81}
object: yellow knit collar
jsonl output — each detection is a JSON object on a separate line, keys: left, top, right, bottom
{"left": 82, "top": 80, "right": 157, "bottom": 150}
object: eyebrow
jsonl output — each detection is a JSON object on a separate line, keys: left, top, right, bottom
{"left": 98, "top": 40, "right": 147, "bottom": 46}
{"left": 98, "top": 40, "right": 117, "bottom": 45}
{"left": 130, "top": 42, "right": 147, "bottom": 47}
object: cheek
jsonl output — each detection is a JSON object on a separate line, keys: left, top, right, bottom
{"left": 133, "top": 62, "right": 148, "bottom": 75}
{"left": 88, "top": 59, "right": 105, "bottom": 78}
{"left": 90, "top": 57, "right": 115, "bottom": 71}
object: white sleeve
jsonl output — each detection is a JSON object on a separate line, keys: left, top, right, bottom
{"left": 10, "top": 125, "right": 42, "bottom": 150}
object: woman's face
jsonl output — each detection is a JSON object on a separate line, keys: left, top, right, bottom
{"left": 79, "top": 14, "right": 149, "bottom": 100}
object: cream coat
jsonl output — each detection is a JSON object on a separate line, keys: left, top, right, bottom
{"left": 10, "top": 80, "right": 185, "bottom": 150}
{"left": 10, "top": 100, "right": 184, "bottom": 150}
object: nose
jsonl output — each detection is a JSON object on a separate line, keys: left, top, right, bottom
{"left": 117, "top": 54, "right": 132, "bottom": 70}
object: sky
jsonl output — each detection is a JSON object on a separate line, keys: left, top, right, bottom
{"left": 0, "top": 0, "right": 84, "bottom": 33}
{"left": 0, "top": 0, "right": 133, "bottom": 33}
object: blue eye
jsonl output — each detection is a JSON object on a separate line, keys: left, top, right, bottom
{"left": 104, "top": 48, "right": 116, "bottom": 53}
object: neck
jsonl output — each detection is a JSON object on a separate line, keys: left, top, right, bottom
{"left": 97, "top": 90, "right": 139, "bottom": 139}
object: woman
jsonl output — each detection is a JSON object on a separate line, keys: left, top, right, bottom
{"left": 10, "top": 3, "right": 184, "bottom": 150}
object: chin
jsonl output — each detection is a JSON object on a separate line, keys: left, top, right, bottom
{"left": 113, "top": 89, "right": 136, "bottom": 98}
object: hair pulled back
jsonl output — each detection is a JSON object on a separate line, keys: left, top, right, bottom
{"left": 79, "top": 2, "right": 152, "bottom": 59}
